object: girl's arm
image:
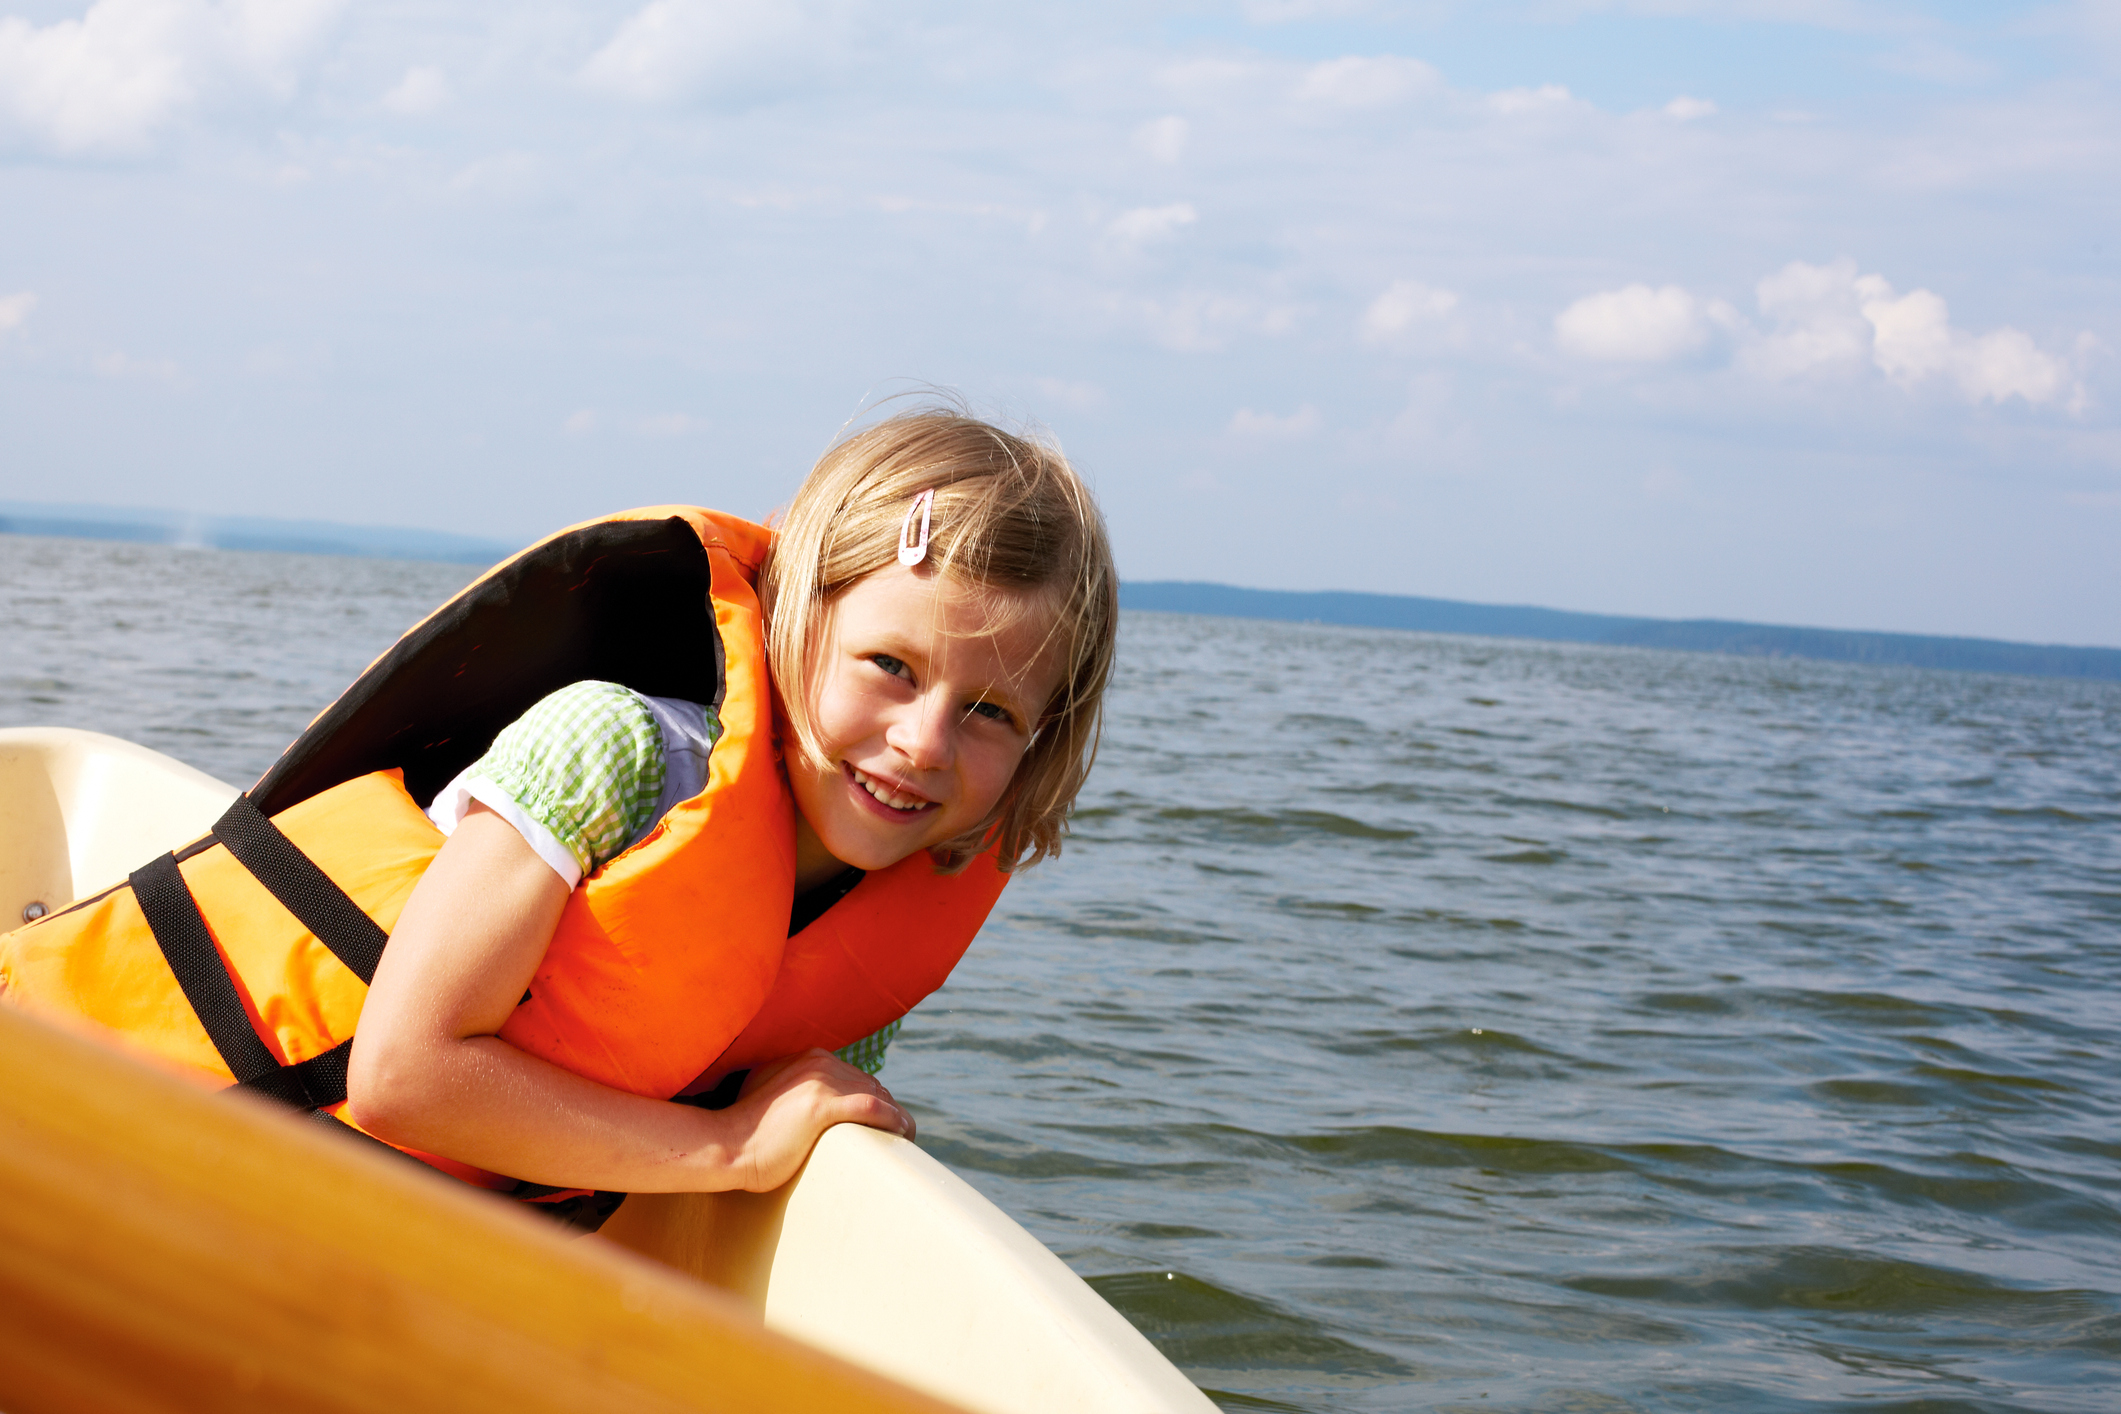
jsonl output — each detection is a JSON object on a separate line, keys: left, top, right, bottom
{"left": 344, "top": 802, "right": 910, "bottom": 1194}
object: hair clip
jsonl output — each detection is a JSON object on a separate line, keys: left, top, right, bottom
{"left": 897, "top": 488, "right": 934, "bottom": 567}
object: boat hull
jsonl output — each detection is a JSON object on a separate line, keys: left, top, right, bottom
{"left": 0, "top": 727, "right": 1213, "bottom": 1414}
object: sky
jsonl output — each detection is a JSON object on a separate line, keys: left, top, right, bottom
{"left": 1, "top": 1, "right": 2117, "bottom": 646}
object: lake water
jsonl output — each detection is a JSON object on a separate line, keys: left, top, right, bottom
{"left": 5, "top": 532, "right": 2119, "bottom": 1413}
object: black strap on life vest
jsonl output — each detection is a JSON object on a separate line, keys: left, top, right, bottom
{"left": 128, "top": 793, "right": 387, "bottom": 1112}
{"left": 129, "top": 790, "right": 630, "bottom": 1233}
{"left": 211, "top": 793, "right": 387, "bottom": 984}
{"left": 129, "top": 850, "right": 291, "bottom": 1087}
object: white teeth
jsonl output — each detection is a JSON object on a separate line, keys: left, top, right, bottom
{"left": 852, "top": 766, "right": 932, "bottom": 812}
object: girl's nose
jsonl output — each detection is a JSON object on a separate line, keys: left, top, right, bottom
{"left": 888, "top": 692, "right": 955, "bottom": 771}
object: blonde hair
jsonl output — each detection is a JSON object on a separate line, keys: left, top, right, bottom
{"left": 762, "top": 407, "right": 1117, "bottom": 873}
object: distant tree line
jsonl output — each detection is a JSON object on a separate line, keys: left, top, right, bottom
{"left": 1119, "top": 583, "right": 2121, "bottom": 684}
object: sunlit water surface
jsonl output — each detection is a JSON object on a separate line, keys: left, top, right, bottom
{"left": 6, "top": 534, "right": 2119, "bottom": 1413}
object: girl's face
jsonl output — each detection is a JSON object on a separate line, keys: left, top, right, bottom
{"left": 788, "top": 561, "right": 1065, "bottom": 879}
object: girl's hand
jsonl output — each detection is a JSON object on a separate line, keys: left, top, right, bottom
{"left": 727, "top": 1049, "right": 916, "bottom": 1192}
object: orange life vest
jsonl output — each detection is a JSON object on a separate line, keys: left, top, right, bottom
{"left": 0, "top": 507, "right": 1008, "bottom": 1224}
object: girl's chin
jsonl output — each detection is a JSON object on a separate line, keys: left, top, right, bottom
{"left": 817, "top": 824, "right": 929, "bottom": 874}
{"left": 805, "top": 769, "right": 940, "bottom": 868}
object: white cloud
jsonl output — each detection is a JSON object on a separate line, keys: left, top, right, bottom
{"left": 218, "top": 0, "right": 339, "bottom": 89}
{"left": 382, "top": 64, "right": 449, "bottom": 116}
{"left": 1857, "top": 279, "right": 1951, "bottom": 382}
{"left": 1955, "top": 327, "right": 2074, "bottom": 406}
{"left": 1293, "top": 55, "right": 1437, "bottom": 108}
{"left": 0, "top": 2, "right": 198, "bottom": 153}
{"left": 0, "top": 290, "right": 34, "bottom": 332}
{"left": 1229, "top": 404, "right": 1319, "bottom": 436}
{"left": 1741, "top": 258, "right": 1876, "bottom": 378}
{"left": 1555, "top": 260, "right": 2082, "bottom": 408}
{"left": 1857, "top": 277, "right": 2073, "bottom": 405}
{"left": 562, "top": 409, "right": 597, "bottom": 435}
{"left": 1744, "top": 258, "right": 2081, "bottom": 407}
{"left": 581, "top": 0, "right": 849, "bottom": 105}
{"left": 1554, "top": 284, "right": 1723, "bottom": 363}
{"left": 1106, "top": 202, "right": 1197, "bottom": 248}
{"left": 1132, "top": 114, "right": 1188, "bottom": 164}
{"left": 1361, "top": 279, "right": 1456, "bottom": 343}
{"left": 1663, "top": 95, "right": 1717, "bottom": 121}
{"left": 1489, "top": 83, "right": 1572, "bottom": 115}
{"left": 0, "top": 0, "right": 339, "bottom": 154}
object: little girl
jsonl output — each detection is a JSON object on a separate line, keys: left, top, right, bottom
{"left": 0, "top": 408, "right": 1116, "bottom": 1231}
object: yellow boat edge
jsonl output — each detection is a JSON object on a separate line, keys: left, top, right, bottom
{"left": 0, "top": 998, "right": 973, "bottom": 1414}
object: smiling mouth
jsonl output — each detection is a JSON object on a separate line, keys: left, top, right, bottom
{"left": 848, "top": 763, "right": 936, "bottom": 814}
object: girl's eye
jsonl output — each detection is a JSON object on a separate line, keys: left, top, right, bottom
{"left": 870, "top": 654, "right": 909, "bottom": 679}
{"left": 968, "top": 700, "right": 1014, "bottom": 725}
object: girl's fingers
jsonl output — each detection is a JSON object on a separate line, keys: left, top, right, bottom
{"left": 844, "top": 1089, "right": 913, "bottom": 1137}
{"left": 829, "top": 1082, "right": 913, "bottom": 1140}
{"left": 865, "top": 1082, "right": 914, "bottom": 1139}
{"left": 727, "top": 1050, "right": 918, "bottom": 1190}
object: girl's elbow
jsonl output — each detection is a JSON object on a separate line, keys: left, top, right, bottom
{"left": 343, "top": 1035, "right": 434, "bottom": 1143}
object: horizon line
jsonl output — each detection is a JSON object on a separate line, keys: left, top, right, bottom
{"left": 4, "top": 501, "right": 2116, "bottom": 677}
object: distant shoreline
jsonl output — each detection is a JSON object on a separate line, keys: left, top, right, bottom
{"left": 5, "top": 503, "right": 2114, "bottom": 683}
{"left": 0, "top": 502, "right": 512, "bottom": 567}
{"left": 1122, "top": 582, "right": 2121, "bottom": 684}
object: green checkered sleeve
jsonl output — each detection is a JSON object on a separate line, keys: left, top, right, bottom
{"left": 835, "top": 1018, "right": 903, "bottom": 1076}
{"left": 466, "top": 680, "right": 666, "bottom": 879}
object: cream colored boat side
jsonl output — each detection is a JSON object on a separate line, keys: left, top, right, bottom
{"left": 0, "top": 725, "right": 238, "bottom": 927}
{"left": 602, "top": 1127, "right": 1217, "bottom": 1414}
